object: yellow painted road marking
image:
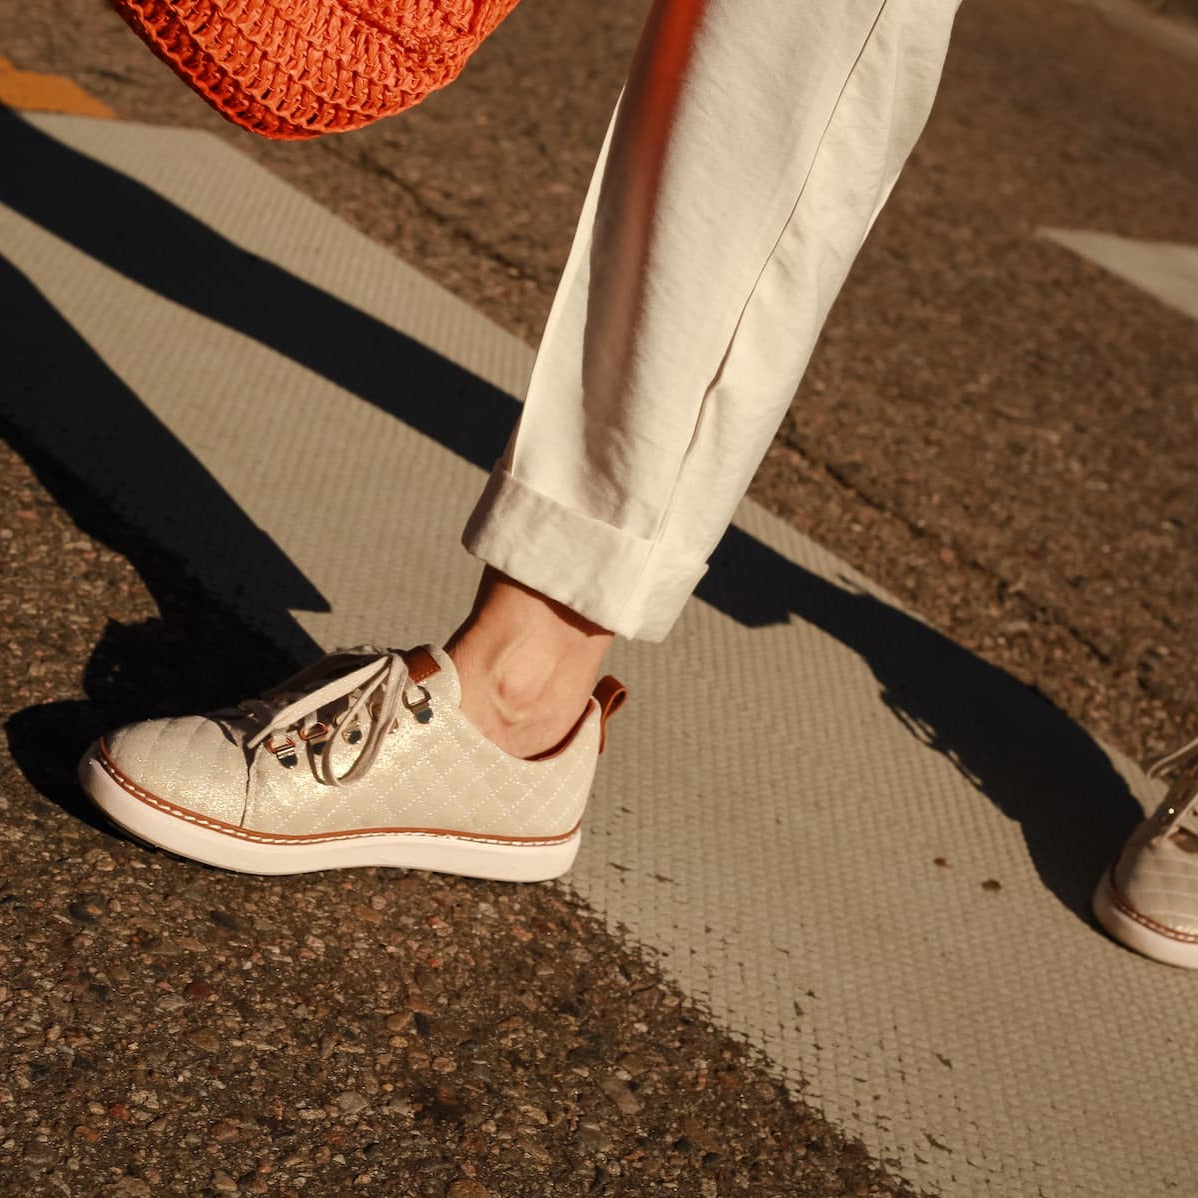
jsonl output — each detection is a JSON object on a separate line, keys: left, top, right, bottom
{"left": 0, "top": 54, "right": 114, "bottom": 119}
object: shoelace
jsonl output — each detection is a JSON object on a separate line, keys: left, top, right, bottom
{"left": 240, "top": 649, "right": 423, "bottom": 787}
{"left": 1147, "top": 733, "right": 1198, "bottom": 782}
{"left": 1143, "top": 732, "right": 1198, "bottom": 838}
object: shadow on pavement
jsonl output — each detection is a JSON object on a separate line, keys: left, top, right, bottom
{"left": 0, "top": 253, "right": 314, "bottom": 830}
{"left": 0, "top": 109, "right": 519, "bottom": 473}
{"left": 701, "top": 534, "right": 1143, "bottom": 921}
{"left": 0, "top": 111, "right": 1141, "bottom": 918}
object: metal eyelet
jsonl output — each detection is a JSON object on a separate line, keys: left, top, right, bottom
{"left": 299, "top": 722, "right": 330, "bottom": 747}
{"left": 265, "top": 735, "right": 299, "bottom": 768}
{"left": 342, "top": 723, "right": 363, "bottom": 745}
{"left": 402, "top": 684, "right": 434, "bottom": 724}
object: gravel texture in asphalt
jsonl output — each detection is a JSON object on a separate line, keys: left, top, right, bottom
{"left": 0, "top": 446, "right": 915, "bottom": 1196}
{"left": 2, "top": 0, "right": 1196, "bottom": 1193}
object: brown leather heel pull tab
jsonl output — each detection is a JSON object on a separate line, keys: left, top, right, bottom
{"left": 593, "top": 676, "right": 628, "bottom": 754}
{"left": 402, "top": 646, "right": 441, "bottom": 684}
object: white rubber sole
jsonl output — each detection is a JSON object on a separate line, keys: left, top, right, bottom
{"left": 1092, "top": 866, "right": 1198, "bottom": 969}
{"left": 78, "top": 743, "right": 581, "bottom": 883}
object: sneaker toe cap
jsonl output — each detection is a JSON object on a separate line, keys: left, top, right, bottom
{"left": 103, "top": 716, "right": 249, "bottom": 826}
{"left": 1114, "top": 823, "right": 1198, "bottom": 938}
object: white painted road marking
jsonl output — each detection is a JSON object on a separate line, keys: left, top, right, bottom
{"left": 1040, "top": 227, "right": 1198, "bottom": 324}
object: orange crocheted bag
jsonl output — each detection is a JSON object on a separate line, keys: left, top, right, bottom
{"left": 111, "top": 0, "right": 521, "bottom": 140}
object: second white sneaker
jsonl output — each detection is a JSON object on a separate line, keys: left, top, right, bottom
{"left": 1093, "top": 735, "right": 1198, "bottom": 968}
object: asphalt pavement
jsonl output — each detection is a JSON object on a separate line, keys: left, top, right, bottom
{"left": 2, "top": 1, "right": 1197, "bottom": 1195}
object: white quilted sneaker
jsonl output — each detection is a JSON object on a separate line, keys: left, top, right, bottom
{"left": 1093, "top": 735, "right": 1198, "bottom": 968}
{"left": 79, "top": 645, "right": 626, "bottom": 882}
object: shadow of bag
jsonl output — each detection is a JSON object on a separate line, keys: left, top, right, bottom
{"left": 111, "top": 0, "right": 521, "bottom": 139}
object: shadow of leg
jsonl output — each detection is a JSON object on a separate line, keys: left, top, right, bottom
{"left": 0, "top": 254, "right": 319, "bottom": 827}
{"left": 700, "top": 527, "right": 1144, "bottom": 922}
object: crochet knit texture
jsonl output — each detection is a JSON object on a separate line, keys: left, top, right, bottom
{"left": 111, "top": 0, "right": 521, "bottom": 139}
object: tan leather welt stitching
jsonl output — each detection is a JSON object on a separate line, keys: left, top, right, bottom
{"left": 1107, "top": 867, "right": 1198, "bottom": 945}
{"left": 97, "top": 742, "right": 577, "bottom": 848}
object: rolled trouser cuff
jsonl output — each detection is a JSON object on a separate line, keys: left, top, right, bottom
{"left": 462, "top": 466, "right": 707, "bottom": 642}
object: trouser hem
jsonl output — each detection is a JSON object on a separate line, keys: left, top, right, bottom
{"left": 462, "top": 467, "right": 707, "bottom": 641}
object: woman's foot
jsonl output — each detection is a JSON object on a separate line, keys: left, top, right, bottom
{"left": 78, "top": 643, "right": 626, "bottom": 881}
{"left": 446, "top": 568, "right": 615, "bottom": 759}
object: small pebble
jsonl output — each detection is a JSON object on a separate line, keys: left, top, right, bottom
{"left": 102, "top": 1179, "right": 153, "bottom": 1198}
{"left": 598, "top": 1075, "right": 641, "bottom": 1116}
{"left": 335, "top": 1091, "right": 370, "bottom": 1115}
{"left": 68, "top": 899, "right": 103, "bottom": 925}
{"left": 575, "top": 1122, "right": 612, "bottom": 1153}
{"left": 446, "top": 1181, "right": 492, "bottom": 1198}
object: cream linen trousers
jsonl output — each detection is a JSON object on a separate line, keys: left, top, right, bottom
{"left": 463, "top": 0, "right": 961, "bottom": 640}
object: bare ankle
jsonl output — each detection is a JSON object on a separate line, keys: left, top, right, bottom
{"left": 446, "top": 569, "right": 613, "bottom": 758}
